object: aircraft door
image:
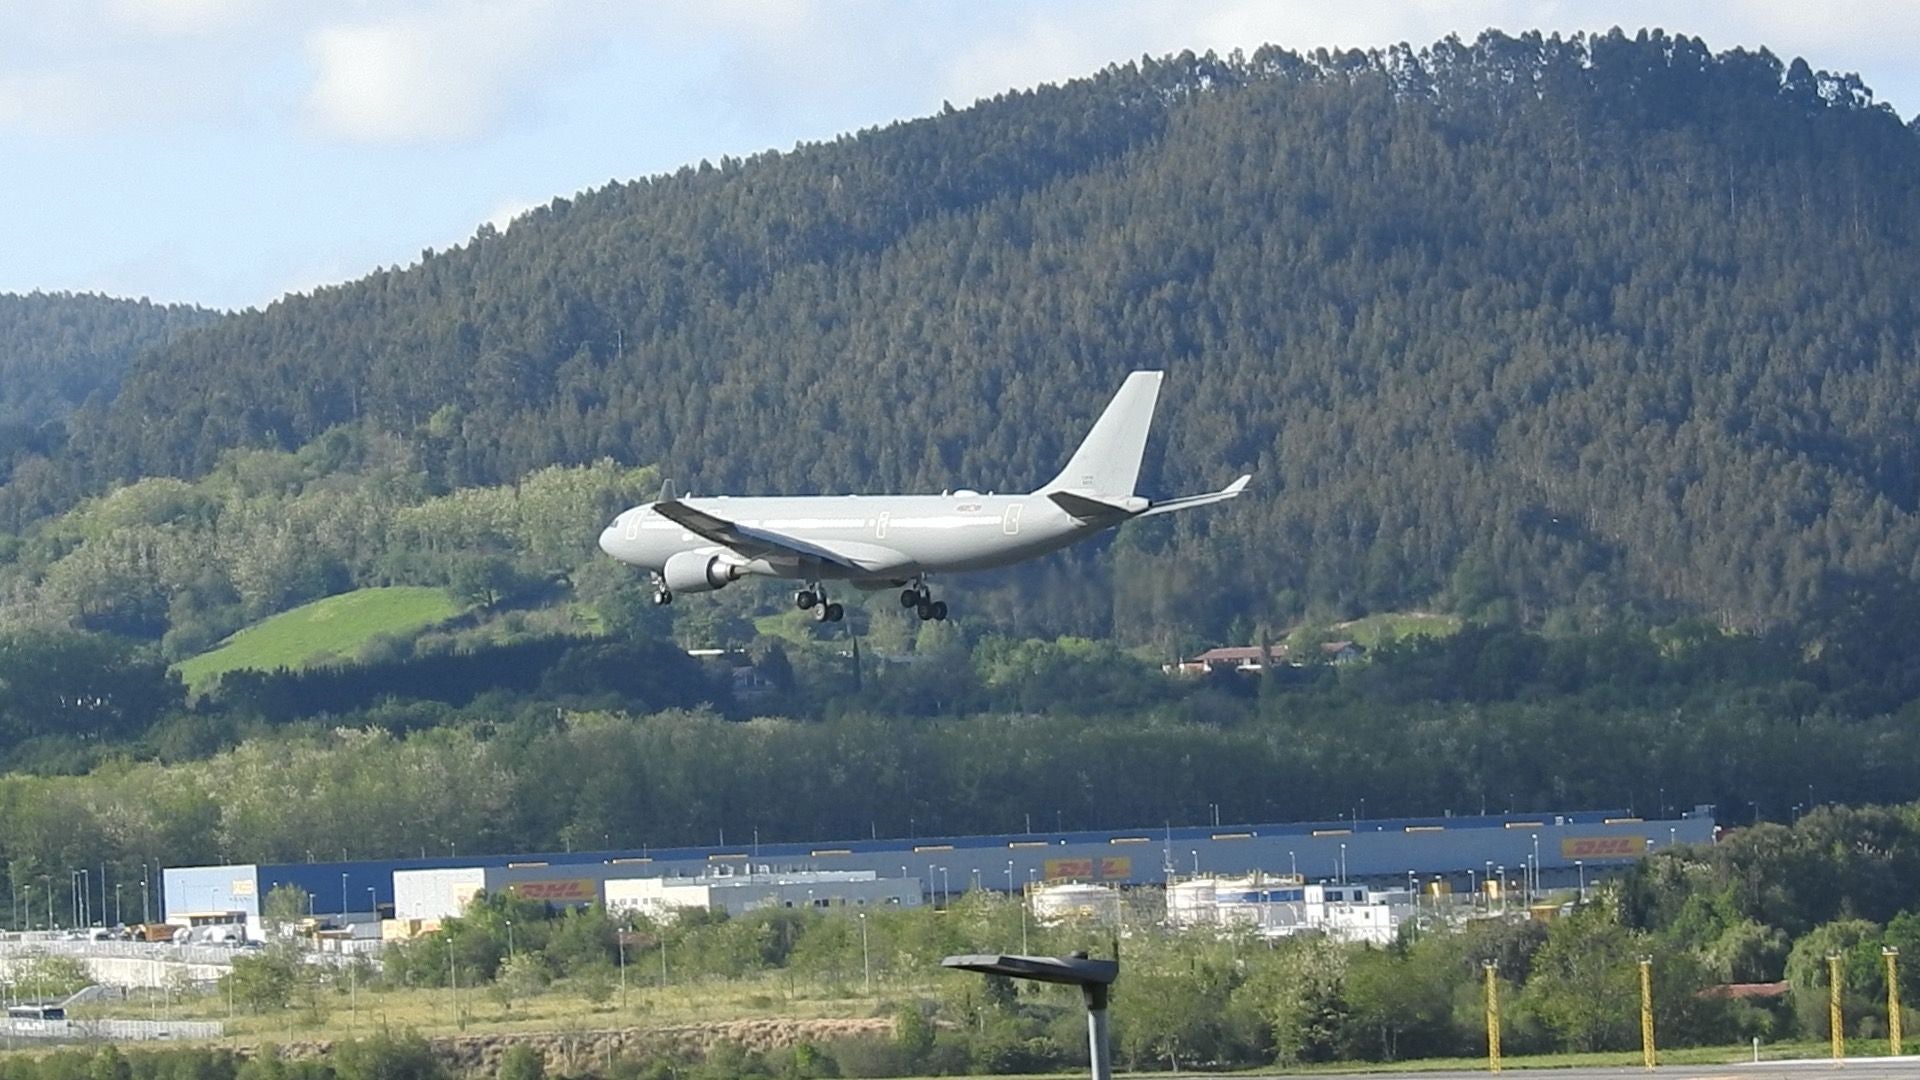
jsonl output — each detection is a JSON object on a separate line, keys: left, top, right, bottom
{"left": 876, "top": 511, "right": 890, "bottom": 540}
{"left": 1002, "top": 503, "right": 1022, "bottom": 536}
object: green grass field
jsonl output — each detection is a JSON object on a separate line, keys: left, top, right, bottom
{"left": 175, "top": 587, "right": 464, "bottom": 693}
{"left": 1330, "top": 611, "right": 1462, "bottom": 649}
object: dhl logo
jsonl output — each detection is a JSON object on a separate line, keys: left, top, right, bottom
{"left": 1560, "top": 837, "right": 1648, "bottom": 859}
{"left": 1043, "top": 857, "right": 1134, "bottom": 881}
{"left": 1044, "top": 859, "right": 1094, "bottom": 880}
{"left": 509, "top": 879, "right": 596, "bottom": 902}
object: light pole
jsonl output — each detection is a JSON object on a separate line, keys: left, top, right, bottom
{"left": 20, "top": 884, "right": 29, "bottom": 932}
{"left": 1496, "top": 865, "right": 1506, "bottom": 912}
{"left": 1338, "top": 843, "right": 1347, "bottom": 884}
{"left": 617, "top": 930, "right": 628, "bottom": 1009}
{"left": 1576, "top": 860, "right": 1586, "bottom": 903}
{"left": 946, "top": 952, "right": 1118, "bottom": 1080}
{"left": 940, "top": 867, "right": 949, "bottom": 906}
{"left": 368, "top": 887, "right": 376, "bottom": 916}
{"left": 1530, "top": 834, "right": 1541, "bottom": 899}
{"left": 141, "top": 870, "right": 151, "bottom": 924}
{"left": 1468, "top": 868, "right": 1478, "bottom": 907}
{"left": 859, "top": 913, "right": 871, "bottom": 994}
{"left": 340, "top": 873, "right": 349, "bottom": 918}
{"left": 505, "top": 919, "right": 515, "bottom": 961}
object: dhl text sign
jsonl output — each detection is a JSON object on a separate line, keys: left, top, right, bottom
{"left": 1042, "top": 857, "right": 1132, "bottom": 881}
{"left": 1560, "top": 837, "right": 1648, "bottom": 860}
{"left": 508, "top": 879, "right": 597, "bottom": 902}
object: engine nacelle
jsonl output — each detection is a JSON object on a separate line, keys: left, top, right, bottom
{"left": 662, "top": 551, "right": 740, "bottom": 594}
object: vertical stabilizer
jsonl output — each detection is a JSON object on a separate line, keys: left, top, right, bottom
{"left": 1041, "top": 370, "right": 1164, "bottom": 496}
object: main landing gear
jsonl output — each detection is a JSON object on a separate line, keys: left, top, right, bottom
{"left": 795, "top": 584, "right": 844, "bottom": 623}
{"left": 899, "top": 580, "right": 948, "bottom": 622}
{"left": 651, "top": 576, "right": 673, "bottom": 606}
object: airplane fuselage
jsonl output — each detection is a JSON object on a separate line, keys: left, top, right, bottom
{"left": 599, "top": 491, "right": 1101, "bottom": 584}
{"left": 596, "top": 370, "right": 1247, "bottom": 620}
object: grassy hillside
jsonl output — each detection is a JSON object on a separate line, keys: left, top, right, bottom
{"left": 175, "top": 587, "right": 462, "bottom": 691}
{"left": 1331, "top": 612, "right": 1462, "bottom": 649}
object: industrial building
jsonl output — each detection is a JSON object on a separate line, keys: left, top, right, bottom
{"left": 604, "top": 870, "right": 922, "bottom": 920}
{"left": 162, "top": 805, "right": 1715, "bottom": 937}
{"left": 390, "top": 864, "right": 922, "bottom": 923}
{"left": 1168, "top": 876, "right": 1413, "bottom": 945}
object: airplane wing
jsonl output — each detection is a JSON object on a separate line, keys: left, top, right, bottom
{"left": 1139, "top": 474, "right": 1251, "bottom": 518}
{"left": 653, "top": 499, "right": 863, "bottom": 570}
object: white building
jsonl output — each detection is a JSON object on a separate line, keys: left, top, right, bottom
{"left": 604, "top": 870, "right": 922, "bottom": 919}
{"left": 1029, "top": 882, "right": 1123, "bottom": 925}
{"left": 1166, "top": 875, "right": 1414, "bottom": 945}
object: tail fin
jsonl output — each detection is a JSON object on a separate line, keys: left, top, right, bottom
{"left": 1041, "top": 370, "right": 1163, "bottom": 496}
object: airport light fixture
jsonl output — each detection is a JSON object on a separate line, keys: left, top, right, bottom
{"left": 944, "top": 951, "right": 1119, "bottom": 1080}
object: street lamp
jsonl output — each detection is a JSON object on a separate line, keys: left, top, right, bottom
{"left": 1338, "top": 843, "right": 1347, "bottom": 884}
{"left": 20, "top": 884, "right": 29, "bottom": 932}
{"left": 1576, "top": 860, "right": 1586, "bottom": 903}
{"left": 341, "top": 873, "right": 349, "bottom": 918}
{"left": 505, "top": 919, "right": 515, "bottom": 961}
{"left": 945, "top": 952, "right": 1118, "bottom": 1080}
{"left": 859, "top": 912, "right": 871, "bottom": 994}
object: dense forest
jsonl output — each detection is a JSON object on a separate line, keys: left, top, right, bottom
{"left": 0, "top": 31, "right": 1916, "bottom": 639}
{"left": 0, "top": 292, "right": 217, "bottom": 482}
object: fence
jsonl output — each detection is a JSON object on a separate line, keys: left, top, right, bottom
{"left": 2, "top": 1018, "right": 223, "bottom": 1043}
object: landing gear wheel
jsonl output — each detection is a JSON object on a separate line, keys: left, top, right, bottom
{"left": 795, "top": 589, "right": 818, "bottom": 610}
{"left": 652, "top": 588, "right": 674, "bottom": 606}
{"left": 900, "top": 589, "right": 919, "bottom": 608}
{"left": 916, "top": 600, "right": 934, "bottom": 621}
{"left": 930, "top": 600, "right": 948, "bottom": 621}
{"left": 825, "top": 602, "right": 844, "bottom": 623}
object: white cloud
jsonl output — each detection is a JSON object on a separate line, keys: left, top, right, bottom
{"left": 105, "top": 0, "right": 265, "bottom": 35}
{"left": 302, "top": 1, "right": 600, "bottom": 145}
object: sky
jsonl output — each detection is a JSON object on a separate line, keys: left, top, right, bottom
{"left": 5, "top": 1, "right": 1918, "bottom": 313}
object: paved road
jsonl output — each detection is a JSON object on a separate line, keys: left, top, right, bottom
{"left": 1256, "top": 1057, "right": 1920, "bottom": 1078}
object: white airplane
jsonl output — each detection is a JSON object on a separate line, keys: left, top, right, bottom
{"left": 597, "top": 371, "right": 1250, "bottom": 622}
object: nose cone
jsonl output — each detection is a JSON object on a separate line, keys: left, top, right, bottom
{"left": 598, "top": 523, "right": 620, "bottom": 559}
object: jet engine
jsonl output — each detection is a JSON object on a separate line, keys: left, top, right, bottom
{"left": 662, "top": 551, "right": 741, "bottom": 594}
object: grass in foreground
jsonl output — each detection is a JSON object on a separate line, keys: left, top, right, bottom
{"left": 85, "top": 973, "right": 900, "bottom": 1046}
{"left": 175, "top": 587, "right": 463, "bottom": 693}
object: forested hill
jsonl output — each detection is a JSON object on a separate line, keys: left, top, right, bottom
{"left": 15, "top": 30, "right": 1920, "bottom": 633}
{"left": 0, "top": 291, "right": 218, "bottom": 432}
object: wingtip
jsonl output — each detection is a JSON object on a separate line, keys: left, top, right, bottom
{"left": 1226, "top": 474, "right": 1252, "bottom": 495}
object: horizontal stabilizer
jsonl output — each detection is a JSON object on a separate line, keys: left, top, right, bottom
{"left": 1138, "top": 474, "right": 1252, "bottom": 518}
{"left": 1048, "top": 490, "right": 1134, "bottom": 524}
